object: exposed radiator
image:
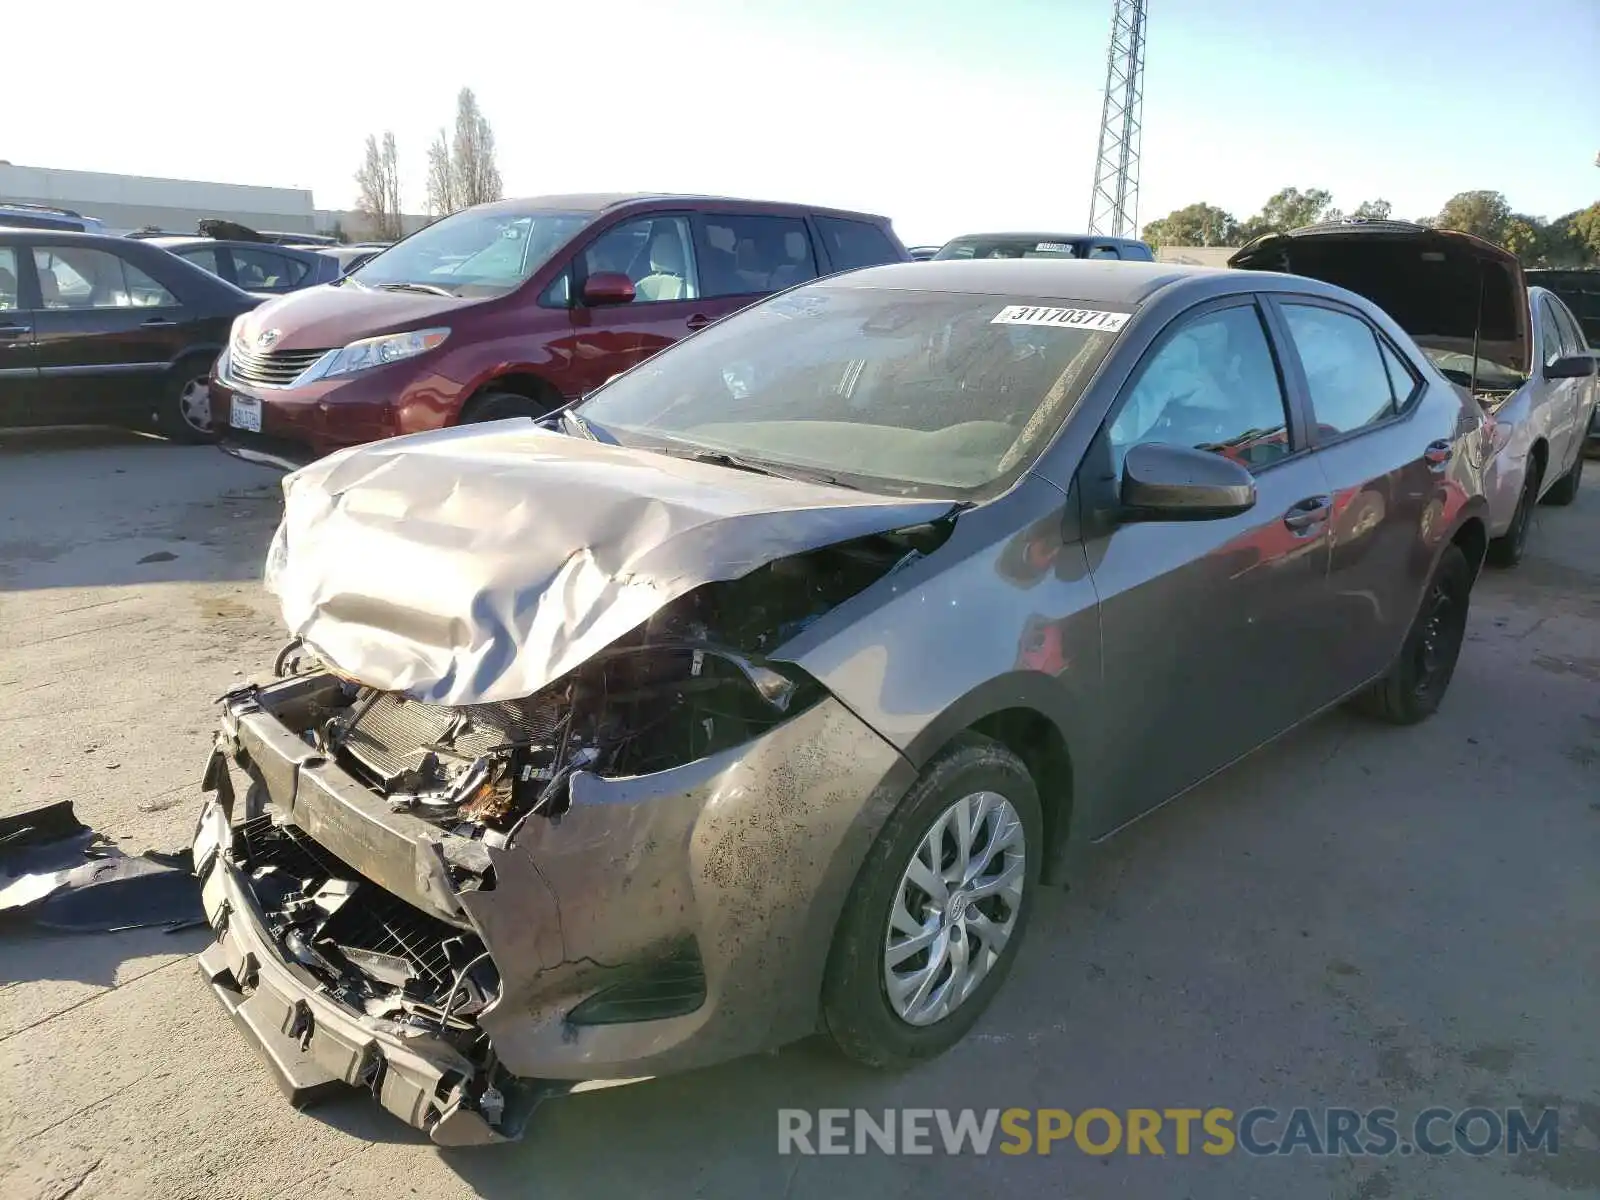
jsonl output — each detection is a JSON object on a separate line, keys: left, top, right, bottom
{"left": 342, "top": 692, "right": 562, "bottom": 785}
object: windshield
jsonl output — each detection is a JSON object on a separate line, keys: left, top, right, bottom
{"left": 934, "top": 237, "right": 1084, "bottom": 261}
{"left": 573, "top": 286, "right": 1126, "bottom": 498}
{"left": 1420, "top": 347, "right": 1526, "bottom": 392}
{"left": 349, "top": 207, "right": 591, "bottom": 298}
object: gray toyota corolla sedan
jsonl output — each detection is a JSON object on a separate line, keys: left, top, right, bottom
{"left": 191, "top": 259, "right": 1493, "bottom": 1144}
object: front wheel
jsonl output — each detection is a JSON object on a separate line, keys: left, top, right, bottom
{"left": 1485, "top": 465, "right": 1539, "bottom": 568}
{"left": 1349, "top": 543, "right": 1472, "bottom": 725}
{"left": 821, "top": 734, "right": 1042, "bottom": 1069}
{"left": 460, "top": 390, "right": 547, "bottom": 424}
{"left": 156, "top": 369, "right": 219, "bottom": 444}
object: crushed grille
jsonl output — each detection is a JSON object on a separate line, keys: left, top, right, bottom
{"left": 342, "top": 692, "right": 563, "bottom": 786}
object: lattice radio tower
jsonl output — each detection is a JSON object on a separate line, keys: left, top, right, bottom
{"left": 1087, "top": 0, "right": 1147, "bottom": 239}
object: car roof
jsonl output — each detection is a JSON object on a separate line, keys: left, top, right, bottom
{"left": 825, "top": 258, "right": 1226, "bottom": 305}
{"left": 0, "top": 226, "right": 135, "bottom": 247}
{"left": 467, "top": 193, "right": 893, "bottom": 223}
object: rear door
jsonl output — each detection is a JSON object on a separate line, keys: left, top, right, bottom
{"left": 227, "top": 245, "right": 313, "bottom": 294}
{"left": 1265, "top": 295, "right": 1440, "bottom": 695}
{"left": 0, "top": 242, "right": 40, "bottom": 423}
{"left": 29, "top": 241, "right": 190, "bottom": 423}
{"left": 1080, "top": 296, "right": 1336, "bottom": 834}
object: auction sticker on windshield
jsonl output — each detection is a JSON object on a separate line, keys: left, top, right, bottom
{"left": 992, "top": 305, "right": 1129, "bottom": 332}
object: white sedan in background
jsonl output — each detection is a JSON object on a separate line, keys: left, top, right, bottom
{"left": 1230, "top": 220, "right": 1598, "bottom": 567}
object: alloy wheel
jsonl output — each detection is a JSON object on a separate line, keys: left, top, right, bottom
{"left": 178, "top": 376, "right": 213, "bottom": 434}
{"left": 883, "top": 791, "right": 1026, "bottom": 1027}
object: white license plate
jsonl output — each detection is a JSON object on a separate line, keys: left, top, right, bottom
{"left": 230, "top": 394, "right": 263, "bottom": 432}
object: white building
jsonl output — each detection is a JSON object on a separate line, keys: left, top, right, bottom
{"left": 0, "top": 163, "right": 430, "bottom": 239}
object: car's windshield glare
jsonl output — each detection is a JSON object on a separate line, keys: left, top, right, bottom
{"left": 350, "top": 208, "right": 590, "bottom": 298}
{"left": 573, "top": 286, "right": 1126, "bottom": 497}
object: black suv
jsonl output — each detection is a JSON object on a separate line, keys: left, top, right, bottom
{"left": 0, "top": 229, "right": 260, "bottom": 440}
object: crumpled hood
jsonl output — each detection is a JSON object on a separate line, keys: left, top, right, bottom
{"left": 1229, "top": 219, "right": 1530, "bottom": 376}
{"left": 265, "top": 421, "right": 953, "bottom": 705}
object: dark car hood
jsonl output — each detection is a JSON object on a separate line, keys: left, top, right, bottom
{"left": 1229, "top": 220, "right": 1531, "bottom": 376}
{"left": 265, "top": 421, "right": 954, "bottom": 705}
{"left": 236, "top": 282, "right": 471, "bottom": 351}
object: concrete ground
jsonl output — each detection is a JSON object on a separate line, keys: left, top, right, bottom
{"left": 1, "top": 427, "right": 1596, "bottom": 1200}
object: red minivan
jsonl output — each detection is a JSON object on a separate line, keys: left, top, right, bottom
{"left": 210, "top": 193, "right": 910, "bottom": 466}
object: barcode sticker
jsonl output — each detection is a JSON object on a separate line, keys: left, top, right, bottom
{"left": 991, "top": 305, "right": 1130, "bottom": 332}
{"left": 1035, "top": 242, "right": 1073, "bottom": 252}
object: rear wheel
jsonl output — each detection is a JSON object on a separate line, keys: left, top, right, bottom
{"left": 460, "top": 390, "right": 547, "bottom": 424}
{"left": 821, "top": 735, "right": 1041, "bottom": 1069}
{"left": 1485, "top": 465, "right": 1539, "bottom": 568}
{"left": 1541, "top": 449, "right": 1582, "bottom": 507}
{"left": 1349, "top": 543, "right": 1472, "bottom": 725}
{"left": 156, "top": 368, "right": 218, "bottom": 444}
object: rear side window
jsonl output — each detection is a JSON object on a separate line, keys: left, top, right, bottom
{"left": 233, "top": 248, "right": 309, "bottom": 290}
{"left": 814, "top": 216, "right": 900, "bottom": 272}
{"left": 1086, "top": 244, "right": 1119, "bottom": 260}
{"left": 693, "top": 214, "right": 816, "bottom": 298}
{"left": 32, "top": 247, "right": 176, "bottom": 309}
{"left": 1117, "top": 242, "right": 1154, "bottom": 261}
{"left": 1379, "top": 338, "right": 1421, "bottom": 409}
{"left": 1281, "top": 304, "right": 1396, "bottom": 435}
{"left": 0, "top": 247, "right": 17, "bottom": 310}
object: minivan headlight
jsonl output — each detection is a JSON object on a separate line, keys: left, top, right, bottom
{"left": 312, "top": 327, "right": 450, "bottom": 380}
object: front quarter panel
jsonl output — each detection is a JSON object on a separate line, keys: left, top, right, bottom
{"left": 776, "top": 474, "right": 1104, "bottom": 833}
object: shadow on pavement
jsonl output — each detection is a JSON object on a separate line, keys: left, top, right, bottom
{"left": 0, "top": 922, "right": 212, "bottom": 988}
{"left": 0, "top": 426, "right": 285, "bottom": 590}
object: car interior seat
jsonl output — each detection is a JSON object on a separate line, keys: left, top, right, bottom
{"left": 634, "top": 230, "right": 689, "bottom": 301}
{"left": 35, "top": 263, "right": 62, "bottom": 307}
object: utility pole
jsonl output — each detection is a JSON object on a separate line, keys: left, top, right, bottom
{"left": 1088, "top": 0, "right": 1148, "bottom": 238}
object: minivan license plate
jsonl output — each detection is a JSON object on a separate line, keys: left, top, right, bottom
{"left": 230, "top": 395, "right": 262, "bottom": 432}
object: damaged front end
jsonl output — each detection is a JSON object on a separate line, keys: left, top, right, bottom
{"left": 191, "top": 524, "right": 931, "bottom": 1144}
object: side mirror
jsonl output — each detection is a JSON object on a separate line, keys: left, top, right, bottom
{"left": 581, "top": 272, "right": 635, "bottom": 307}
{"left": 1120, "top": 442, "right": 1257, "bottom": 521}
{"left": 1545, "top": 353, "right": 1597, "bottom": 380}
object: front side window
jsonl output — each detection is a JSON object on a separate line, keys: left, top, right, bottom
{"left": 1087, "top": 244, "right": 1120, "bottom": 260}
{"left": 814, "top": 217, "right": 897, "bottom": 272}
{"left": 1553, "top": 300, "right": 1588, "bottom": 353}
{"left": 31, "top": 247, "right": 176, "bottom": 309}
{"left": 582, "top": 215, "right": 699, "bottom": 302}
{"left": 1281, "top": 303, "right": 1395, "bottom": 436}
{"left": 1539, "top": 299, "right": 1567, "bottom": 368}
{"left": 0, "top": 247, "right": 17, "bottom": 310}
{"left": 349, "top": 207, "right": 591, "bottom": 299}
{"left": 574, "top": 286, "right": 1126, "bottom": 497}
{"left": 1108, "top": 303, "right": 1291, "bottom": 472}
{"left": 694, "top": 214, "right": 815, "bottom": 298}
{"left": 233, "top": 248, "right": 308, "bottom": 290}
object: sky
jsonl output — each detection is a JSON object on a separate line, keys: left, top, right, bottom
{"left": 6, "top": 0, "right": 1597, "bottom": 246}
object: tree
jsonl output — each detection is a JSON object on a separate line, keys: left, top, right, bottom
{"left": 1500, "top": 214, "right": 1547, "bottom": 264}
{"left": 1141, "top": 202, "right": 1240, "bottom": 248}
{"left": 1434, "top": 190, "right": 1511, "bottom": 243}
{"left": 1237, "top": 186, "right": 1337, "bottom": 241}
{"left": 1350, "top": 198, "right": 1392, "bottom": 221}
{"left": 450, "top": 87, "right": 503, "bottom": 208}
{"left": 425, "top": 129, "right": 458, "bottom": 217}
{"left": 1564, "top": 202, "right": 1600, "bottom": 264}
{"left": 354, "top": 131, "right": 403, "bottom": 241}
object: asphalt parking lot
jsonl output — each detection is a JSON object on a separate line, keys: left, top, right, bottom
{"left": 1, "top": 428, "right": 1596, "bottom": 1200}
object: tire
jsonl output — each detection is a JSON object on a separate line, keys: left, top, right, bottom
{"left": 1485, "top": 464, "right": 1540, "bottom": 568}
{"left": 1541, "top": 448, "right": 1582, "bottom": 507}
{"left": 1348, "top": 543, "right": 1472, "bottom": 726}
{"left": 460, "top": 390, "right": 546, "bottom": 424}
{"left": 821, "top": 734, "right": 1043, "bottom": 1069}
{"left": 155, "top": 368, "right": 219, "bottom": 444}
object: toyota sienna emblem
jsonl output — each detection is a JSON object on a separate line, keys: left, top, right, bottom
{"left": 257, "top": 329, "right": 281, "bottom": 350}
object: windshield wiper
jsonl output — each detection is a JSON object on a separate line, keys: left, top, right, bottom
{"left": 377, "top": 281, "right": 456, "bottom": 298}
{"left": 661, "top": 447, "right": 845, "bottom": 487}
{"left": 559, "top": 409, "right": 610, "bottom": 442}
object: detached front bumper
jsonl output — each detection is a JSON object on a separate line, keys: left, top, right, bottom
{"left": 191, "top": 676, "right": 914, "bottom": 1143}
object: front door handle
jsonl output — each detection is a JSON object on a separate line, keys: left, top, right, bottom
{"left": 1423, "top": 439, "right": 1452, "bottom": 471}
{"left": 685, "top": 314, "right": 711, "bottom": 331}
{"left": 1283, "top": 495, "right": 1333, "bottom": 533}
{"left": 141, "top": 317, "right": 178, "bottom": 328}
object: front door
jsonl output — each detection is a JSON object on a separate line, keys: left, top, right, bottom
{"left": 28, "top": 242, "right": 189, "bottom": 424}
{"left": 1081, "top": 298, "right": 1335, "bottom": 835}
{"left": 0, "top": 243, "right": 38, "bottom": 424}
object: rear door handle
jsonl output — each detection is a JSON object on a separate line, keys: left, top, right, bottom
{"left": 1283, "top": 495, "right": 1333, "bottom": 533}
{"left": 141, "top": 317, "right": 178, "bottom": 328}
{"left": 685, "top": 314, "right": 711, "bottom": 331}
{"left": 1423, "top": 439, "right": 1452, "bottom": 470}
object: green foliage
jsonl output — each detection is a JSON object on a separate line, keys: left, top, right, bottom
{"left": 1141, "top": 202, "right": 1240, "bottom": 248}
